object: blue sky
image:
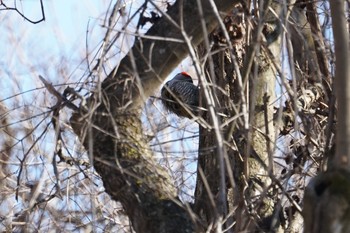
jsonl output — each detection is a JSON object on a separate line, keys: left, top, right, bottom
{"left": 1, "top": 1, "right": 110, "bottom": 79}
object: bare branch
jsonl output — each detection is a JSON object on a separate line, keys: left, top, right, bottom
{"left": 0, "top": 0, "right": 45, "bottom": 24}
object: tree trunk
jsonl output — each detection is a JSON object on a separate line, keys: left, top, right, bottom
{"left": 70, "top": 1, "right": 236, "bottom": 232}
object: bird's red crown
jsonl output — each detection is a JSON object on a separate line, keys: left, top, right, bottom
{"left": 181, "top": 71, "right": 191, "bottom": 77}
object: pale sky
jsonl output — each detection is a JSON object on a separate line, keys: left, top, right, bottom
{"left": 0, "top": 1, "right": 128, "bottom": 94}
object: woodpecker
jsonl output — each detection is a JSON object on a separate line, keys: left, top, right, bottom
{"left": 161, "top": 72, "right": 199, "bottom": 118}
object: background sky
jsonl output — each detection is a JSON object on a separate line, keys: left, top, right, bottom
{"left": 1, "top": 1, "right": 116, "bottom": 90}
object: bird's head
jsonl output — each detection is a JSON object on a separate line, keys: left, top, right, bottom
{"left": 171, "top": 72, "right": 193, "bottom": 83}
